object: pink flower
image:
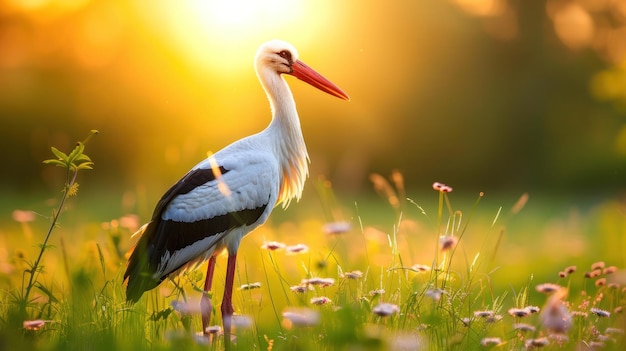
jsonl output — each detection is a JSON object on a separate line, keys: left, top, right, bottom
{"left": 372, "top": 303, "right": 400, "bottom": 317}
{"left": 369, "top": 289, "right": 385, "bottom": 296}
{"left": 282, "top": 308, "right": 320, "bottom": 327}
{"left": 286, "top": 244, "right": 309, "bottom": 254}
{"left": 261, "top": 241, "right": 286, "bottom": 251}
{"left": 507, "top": 307, "right": 531, "bottom": 318}
{"left": 439, "top": 235, "right": 457, "bottom": 251}
{"left": 310, "top": 296, "right": 331, "bottom": 305}
{"left": 290, "top": 285, "right": 310, "bottom": 293}
{"left": 322, "top": 221, "right": 352, "bottom": 235}
{"left": 410, "top": 264, "right": 431, "bottom": 272}
{"left": 480, "top": 337, "right": 502, "bottom": 346}
{"left": 239, "top": 282, "right": 261, "bottom": 290}
{"left": 23, "top": 319, "right": 50, "bottom": 330}
{"left": 12, "top": 210, "right": 35, "bottom": 223}
{"left": 590, "top": 308, "right": 611, "bottom": 318}
{"left": 432, "top": 182, "right": 453, "bottom": 193}
{"left": 535, "top": 283, "right": 562, "bottom": 294}
{"left": 341, "top": 270, "right": 364, "bottom": 279}
{"left": 204, "top": 325, "right": 221, "bottom": 334}
{"left": 301, "top": 277, "right": 335, "bottom": 287}
{"left": 425, "top": 288, "right": 443, "bottom": 302}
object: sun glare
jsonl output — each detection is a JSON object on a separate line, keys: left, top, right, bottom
{"left": 193, "top": 0, "right": 287, "bottom": 27}
{"left": 144, "top": 0, "right": 328, "bottom": 76}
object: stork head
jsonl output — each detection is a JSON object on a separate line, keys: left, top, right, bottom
{"left": 255, "top": 40, "right": 350, "bottom": 101}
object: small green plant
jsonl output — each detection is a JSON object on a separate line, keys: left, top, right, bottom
{"left": 20, "top": 130, "right": 98, "bottom": 314}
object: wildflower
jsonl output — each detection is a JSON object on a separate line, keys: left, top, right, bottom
{"left": 261, "top": 241, "right": 285, "bottom": 251}
{"left": 508, "top": 307, "right": 531, "bottom": 318}
{"left": 372, "top": 302, "right": 400, "bottom": 317}
{"left": 322, "top": 221, "right": 352, "bottom": 235}
{"left": 595, "top": 278, "right": 607, "bottom": 287}
{"left": 425, "top": 288, "right": 444, "bottom": 302}
{"left": 614, "top": 306, "right": 623, "bottom": 314}
{"left": 558, "top": 271, "right": 567, "bottom": 278}
{"left": 535, "top": 283, "right": 562, "bottom": 294}
{"left": 485, "top": 315, "right": 503, "bottom": 323}
{"left": 513, "top": 323, "right": 536, "bottom": 332}
{"left": 480, "top": 337, "right": 502, "bottom": 346}
{"left": 525, "top": 337, "right": 550, "bottom": 347}
{"left": 264, "top": 335, "right": 274, "bottom": 351}
{"left": 240, "top": 282, "right": 261, "bottom": 290}
{"left": 605, "top": 327, "right": 624, "bottom": 335}
{"left": 591, "top": 261, "right": 605, "bottom": 270}
{"left": 588, "top": 341, "right": 605, "bottom": 348}
{"left": 341, "top": 270, "right": 363, "bottom": 279}
{"left": 205, "top": 325, "right": 222, "bottom": 334}
{"left": 301, "top": 277, "right": 335, "bottom": 287}
{"left": 571, "top": 311, "right": 589, "bottom": 318}
{"left": 23, "top": 319, "right": 49, "bottom": 331}
{"left": 282, "top": 308, "right": 320, "bottom": 328}
{"left": 432, "top": 182, "right": 453, "bottom": 193}
{"left": 410, "top": 264, "right": 431, "bottom": 272}
{"left": 231, "top": 315, "right": 253, "bottom": 329}
{"left": 461, "top": 318, "right": 471, "bottom": 327}
{"left": 12, "top": 210, "right": 36, "bottom": 223}
{"left": 369, "top": 289, "right": 385, "bottom": 296}
{"left": 473, "top": 310, "right": 494, "bottom": 318}
{"left": 590, "top": 308, "right": 611, "bottom": 318}
{"left": 603, "top": 266, "right": 618, "bottom": 274}
{"left": 310, "top": 296, "right": 331, "bottom": 305}
{"left": 540, "top": 288, "right": 571, "bottom": 334}
{"left": 550, "top": 334, "right": 569, "bottom": 345}
{"left": 526, "top": 306, "right": 540, "bottom": 314}
{"left": 290, "top": 284, "right": 310, "bottom": 293}
{"left": 439, "top": 235, "right": 457, "bottom": 251}
{"left": 585, "top": 270, "right": 602, "bottom": 278}
{"left": 564, "top": 265, "right": 577, "bottom": 274}
{"left": 285, "top": 244, "right": 309, "bottom": 254}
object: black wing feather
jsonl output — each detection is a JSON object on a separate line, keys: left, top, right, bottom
{"left": 152, "top": 166, "right": 228, "bottom": 219}
{"left": 124, "top": 165, "right": 240, "bottom": 302}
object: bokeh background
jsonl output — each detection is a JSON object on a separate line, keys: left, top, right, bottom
{"left": 1, "top": 0, "right": 625, "bottom": 206}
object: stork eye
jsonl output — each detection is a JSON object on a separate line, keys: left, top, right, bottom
{"left": 278, "top": 50, "right": 292, "bottom": 62}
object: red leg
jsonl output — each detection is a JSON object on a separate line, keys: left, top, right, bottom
{"left": 201, "top": 256, "right": 217, "bottom": 334}
{"left": 221, "top": 253, "right": 237, "bottom": 350}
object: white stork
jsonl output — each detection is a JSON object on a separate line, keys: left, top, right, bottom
{"left": 123, "top": 40, "right": 349, "bottom": 344}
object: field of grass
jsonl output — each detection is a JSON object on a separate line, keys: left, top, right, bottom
{"left": 1, "top": 157, "right": 625, "bottom": 350}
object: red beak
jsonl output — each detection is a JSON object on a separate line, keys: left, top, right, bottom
{"left": 290, "top": 60, "right": 350, "bottom": 101}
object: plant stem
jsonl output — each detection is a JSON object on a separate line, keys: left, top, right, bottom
{"left": 23, "top": 168, "right": 78, "bottom": 305}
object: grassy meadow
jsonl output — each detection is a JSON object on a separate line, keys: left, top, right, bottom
{"left": 0, "top": 160, "right": 625, "bottom": 350}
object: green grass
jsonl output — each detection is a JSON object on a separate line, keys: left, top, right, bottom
{"left": 1, "top": 173, "right": 625, "bottom": 350}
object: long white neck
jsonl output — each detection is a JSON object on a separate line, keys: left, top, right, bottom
{"left": 257, "top": 67, "right": 309, "bottom": 208}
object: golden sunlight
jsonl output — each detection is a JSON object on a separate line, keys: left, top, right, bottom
{"left": 549, "top": 2, "right": 594, "bottom": 50}
{"left": 193, "top": 0, "right": 292, "bottom": 27}
{"left": 142, "top": 0, "right": 330, "bottom": 76}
